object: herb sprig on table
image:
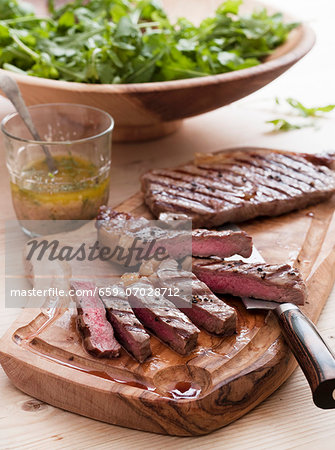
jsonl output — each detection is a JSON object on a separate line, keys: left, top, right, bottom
{"left": 0, "top": 0, "right": 297, "bottom": 84}
{"left": 266, "top": 98, "right": 335, "bottom": 132}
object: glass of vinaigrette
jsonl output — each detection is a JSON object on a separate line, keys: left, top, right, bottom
{"left": 1, "top": 103, "right": 113, "bottom": 236}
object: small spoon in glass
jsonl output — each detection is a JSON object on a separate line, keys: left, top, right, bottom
{"left": 0, "top": 72, "right": 58, "bottom": 174}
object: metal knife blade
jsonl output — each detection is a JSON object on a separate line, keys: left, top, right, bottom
{"left": 241, "top": 297, "right": 279, "bottom": 310}
{"left": 220, "top": 223, "right": 265, "bottom": 264}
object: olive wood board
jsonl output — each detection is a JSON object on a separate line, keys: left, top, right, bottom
{"left": 1, "top": 152, "right": 335, "bottom": 436}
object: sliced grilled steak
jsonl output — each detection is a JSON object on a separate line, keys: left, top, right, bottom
{"left": 141, "top": 148, "right": 335, "bottom": 228}
{"left": 96, "top": 207, "right": 191, "bottom": 267}
{"left": 72, "top": 281, "right": 121, "bottom": 358}
{"left": 192, "top": 229, "right": 252, "bottom": 258}
{"left": 155, "top": 260, "right": 236, "bottom": 335}
{"left": 100, "top": 284, "right": 152, "bottom": 362}
{"left": 192, "top": 259, "right": 306, "bottom": 305}
{"left": 127, "top": 277, "right": 199, "bottom": 354}
{"left": 97, "top": 208, "right": 252, "bottom": 265}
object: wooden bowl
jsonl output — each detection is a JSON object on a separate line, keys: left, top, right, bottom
{"left": 1, "top": 0, "right": 315, "bottom": 142}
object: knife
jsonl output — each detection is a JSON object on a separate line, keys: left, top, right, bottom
{"left": 224, "top": 225, "right": 335, "bottom": 409}
{"left": 242, "top": 297, "right": 335, "bottom": 409}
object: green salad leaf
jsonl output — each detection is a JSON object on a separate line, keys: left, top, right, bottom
{"left": 0, "top": 0, "right": 298, "bottom": 84}
{"left": 267, "top": 97, "right": 335, "bottom": 132}
{"left": 266, "top": 118, "right": 309, "bottom": 132}
{"left": 286, "top": 98, "right": 335, "bottom": 117}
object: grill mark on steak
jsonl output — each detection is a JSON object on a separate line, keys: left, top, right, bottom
{"left": 195, "top": 162, "right": 283, "bottom": 196}
{"left": 127, "top": 277, "right": 199, "bottom": 355}
{"left": 72, "top": 281, "right": 121, "bottom": 358}
{"left": 207, "top": 162, "right": 304, "bottom": 198}
{"left": 249, "top": 155, "right": 322, "bottom": 192}
{"left": 232, "top": 154, "right": 313, "bottom": 191}
{"left": 255, "top": 153, "right": 330, "bottom": 188}
{"left": 176, "top": 166, "right": 247, "bottom": 191}
{"left": 273, "top": 153, "right": 333, "bottom": 182}
{"left": 141, "top": 149, "right": 335, "bottom": 227}
{"left": 143, "top": 176, "right": 242, "bottom": 208}
{"left": 145, "top": 191, "right": 243, "bottom": 226}
{"left": 145, "top": 185, "right": 226, "bottom": 214}
{"left": 100, "top": 285, "right": 152, "bottom": 363}
{"left": 192, "top": 259, "right": 306, "bottom": 305}
{"left": 301, "top": 152, "right": 335, "bottom": 169}
{"left": 229, "top": 162, "right": 320, "bottom": 204}
{"left": 148, "top": 167, "right": 284, "bottom": 209}
{"left": 176, "top": 166, "right": 252, "bottom": 192}
{"left": 143, "top": 171, "right": 246, "bottom": 204}
{"left": 148, "top": 186, "right": 217, "bottom": 213}
{"left": 155, "top": 260, "right": 237, "bottom": 336}
{"left": 170, "top": 166, "right": 282, "bottom": 205}
{"left": 215, "top": 166, "right": 297, "bottom": 203}
{"left": 179, "top": 166, "right": 282, "bottom": 205}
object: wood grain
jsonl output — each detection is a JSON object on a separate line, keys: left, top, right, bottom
{"left": 1, "top": 1, "right": 335, "bottom": 446}
{"left": 1, "top": 156, "right": 335, "bottom": 435}
{"left": 0, "top": 0, "right": 315, "bottom": 142}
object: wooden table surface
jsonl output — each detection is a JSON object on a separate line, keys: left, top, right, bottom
{"left": 1, "top": 0, "right": 335, "bottom": 448}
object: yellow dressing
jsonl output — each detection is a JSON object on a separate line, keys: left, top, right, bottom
{"left": 11, "top": 155, "right": 110, "bottom": 221}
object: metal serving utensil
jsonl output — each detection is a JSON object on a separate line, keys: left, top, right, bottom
{"left": 0, "top": 72, "right": 57, "bottom": 174}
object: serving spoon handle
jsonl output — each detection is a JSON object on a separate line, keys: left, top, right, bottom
{"left": 0, "top": 73, "right": 57, "bottom": 174}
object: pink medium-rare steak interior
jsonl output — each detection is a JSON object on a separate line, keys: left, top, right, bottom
{"left": 155, "top": 259, "right": 237, "bottom": 335}
{"left": 106, "top": 309, "right": 151, "bottom": 362}
{"left": 100, "top": 284, "right": 152, "bottom": 363}
{"left": 132, "top": 306, "right": 198, "bottom": 355}
{"left": 192, "top": 229, "right": 252, "bottom": 258}
{"left": 72, "top": 281, "right": 121, "bottom": 358}
{"left": 97, "top": 208, "right": 254, "bottom": 265}
{"left": 192, "top": 260, "right": 306, "bottom": 305}
{"left": 128, "top": 278, "right": 200, "bottom": 355}
{"left": 179, "top": 299, "right": 236, "bottom": 336}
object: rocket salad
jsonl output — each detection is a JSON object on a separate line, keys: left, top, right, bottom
{"left": 0, "top": 0, "right": 298, "bottom": 84}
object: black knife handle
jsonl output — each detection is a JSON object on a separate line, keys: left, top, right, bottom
{"left": 274, "top": 304, "right": 335, "bottom": 409}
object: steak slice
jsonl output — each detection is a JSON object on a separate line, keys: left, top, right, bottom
{"left": 141, "top": 148, "right": 335, "bottom": 228}
{"left": 97, "top": 208, "right": 252, "bottom": 264}
{"left": 127, "top": 277, "right": 199, "bottom": 354}
{"left": 155, "top": 260, "right": 237, "bottom": 335}
{"left": 72, "top": 281, "right": 121, "bottom": 358}
{"left": 192, "top": 229, "right": 252, "bottom": 258}
{"left": 96, "top": 207, "right": 191, "bottom": 267}
{"left": 100, "top": 284, "right": 152, "bottom": 362}
{"left": 192, "top": 259, "right": 306, "bottom": 305}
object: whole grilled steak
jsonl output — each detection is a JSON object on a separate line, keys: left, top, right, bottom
{"left": 100, "top": 284, "right": 152, "bottom": 362}
{"left": 192, "top": 259, "right": 306, "bottom": 305}
{"left": 127, "top": 277, "right": 199, "bottom": 354}
{"left": 192, "top": 229, "right": 252, "bottom": 258}
{"left": 72, "top": 281, "right": 121, "bottom": 358}
{"left": 141, "top": 149, "right": 335, "bottom": 228}
{"left": 155, "top": 260, "right": 237, "bottom": 335}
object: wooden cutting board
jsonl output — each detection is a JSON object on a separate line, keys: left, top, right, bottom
{"left": 1, "top": 172, "right": 335, "bottom": 436}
